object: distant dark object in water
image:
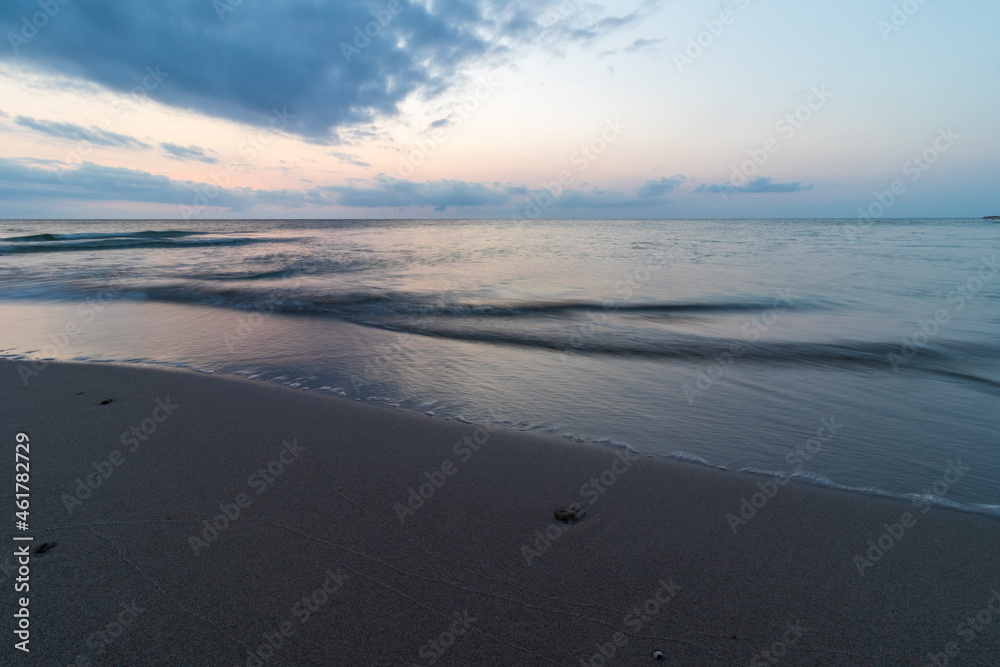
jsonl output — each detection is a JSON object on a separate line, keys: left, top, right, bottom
{"left": 984, "top": 216, "right": 1000, "bottom": 220}
{"left": 100, "top": 399, "right": 113, "bottom": 405}
{"left": 34, "top": 542, "right": 57, "bottom": 554}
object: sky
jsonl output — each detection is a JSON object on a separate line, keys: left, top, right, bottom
{"left": 0, "top": 0, "right": 997, "bottom": 219}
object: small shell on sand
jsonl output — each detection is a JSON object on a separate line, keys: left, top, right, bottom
{"left": 553, "top": 508, "right": 576, "bottom": 523}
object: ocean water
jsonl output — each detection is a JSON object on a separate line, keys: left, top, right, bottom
{"left": 1, "top": 218, "right": 998, "bottom": 516}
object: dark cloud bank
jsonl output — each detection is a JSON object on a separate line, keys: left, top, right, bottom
{"left": 1, "top": 0, "right": 656, "bottom": 141}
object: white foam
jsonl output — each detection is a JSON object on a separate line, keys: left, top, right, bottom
{"left": 599, "top": 438, "right": 640, "bottom": 454}
{"left": 738, "top": 468, "right": 1000, "bottom": 518}
{"left": 668, "top": 451, "right": 727, "bottom": 470}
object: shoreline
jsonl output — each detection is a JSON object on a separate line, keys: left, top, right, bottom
{"left": 3, "top": 359, "right": 1000, "bottom": 665}
{"left": 8, "top": 351, "right": 1000, "bottom": 522}
{"left": 2, "top": 278, "right": 998, "bottom": 519}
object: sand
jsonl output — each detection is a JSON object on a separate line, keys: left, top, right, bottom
{"left": 2, "top": 359, "right": 999, "bottom": 666}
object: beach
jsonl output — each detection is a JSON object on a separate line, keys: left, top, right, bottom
{"left": 3, "top": 0, "right": 999, "bottom": 663}
{"left": 4, "top": 359, "right": 999, "bottom": 666}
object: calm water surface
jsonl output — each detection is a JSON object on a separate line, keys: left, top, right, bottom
{"left": 1, "top": 218, "right": 997, "bottom": 515}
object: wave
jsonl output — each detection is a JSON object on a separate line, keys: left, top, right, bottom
{"left": 0, "top": 230, "right": 263, "bottom": 254}
{"left": 1, "top": 230, "right": 201, "bottom": 243}
{"left": 2, "top": 279, "right": 996, "bottom": 378}
{"left": 186, "top": 268, "right": 302, "bottom": 282}
{"left": 667, "top": 451, "right": 728, "bottom": 470}
{"left": 359, "top": 318, "right": 971, "bottom": 369}
{"left": 737, "top": 468, "right": 1000, "bottom": 519}
{"left": 87, "top": 283, "right": 804, "bottom": 319}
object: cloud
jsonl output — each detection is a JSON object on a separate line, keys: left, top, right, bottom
{"left": 15, "top": 116, "right": 151, "bottom": 149}
{"left": 318, "top": 175, "right": 689, "bottom": 212}
{"left": 624, "top": 37, "right": 666, "bottom": 53}
{"left": 320, "top": 178, "right": 510, "bottom": 208}
{"left": 0, "top": 157, "right": 692, "bottom": 215}
{"left": 601, "top": 37, "right": 666, "bottom": 56}
{"left": 0, "top": 157, "right": 216, "bottom": 204}
{"left": 0, "top": 157, "right": 307, "bottom": 212}
{"left": 313, "top": 175, "right": 692, "bottom": 213}
{"left": 636, "top": 175, "right": 685, "bottom": 198}
{"left": 540, "top": 189, "right": 659, "bottom": 209}
{"left": 329, "top": 151, "right": 371, "bottom": 168}
{"left": 694, "top": 177, "right": 813, "bottom": 195}
{"left": 566, "top": 0, "right": 661, "bottom": 43}
{"left": 161, "top": 142, "right": 219, "bottom": 164}
{"left": 0, "top": 1, "right": 655, "bottom": 141}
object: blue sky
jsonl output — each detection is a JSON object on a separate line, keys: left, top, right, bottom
{"left": 0, "top": 0, "right": 997, "bottom": 219}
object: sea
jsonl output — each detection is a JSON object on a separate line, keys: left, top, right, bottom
{"left": 1, "top": 218, "right": 997, "bottom": 517}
